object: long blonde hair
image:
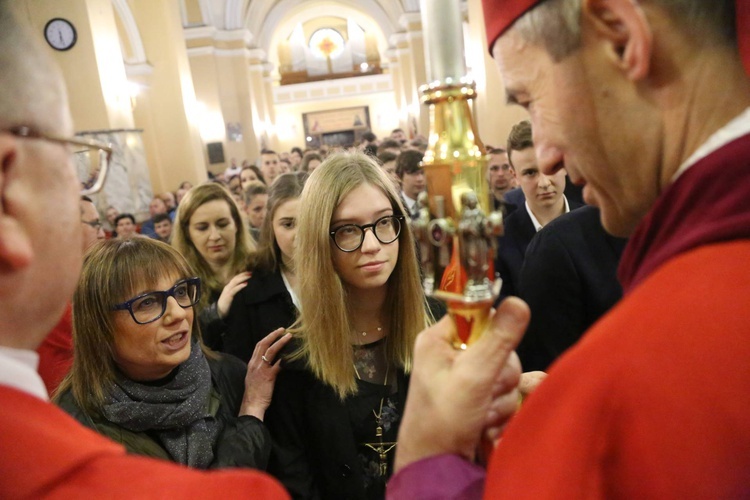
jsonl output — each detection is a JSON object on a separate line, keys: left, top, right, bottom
{"left": 291, "top": 150, "right": 432, "bottom": 398}
{"left": 54, "top": 238, "right": 206, "bottom": 414}
{"left": 172, "top": 183, "right": 255, "bottom": 301}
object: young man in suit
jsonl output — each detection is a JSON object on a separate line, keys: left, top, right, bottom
{"left": 495, "top": 119, "right": 581, "bottom": 297}
{"left": 396, "top": 149, "right": 426, "bottom": 219}
{"left": 487, "top": 147, "right": 520, "bottom": 215}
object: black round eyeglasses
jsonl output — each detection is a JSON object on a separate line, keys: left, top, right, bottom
{"left": 329, "top": 215, "right": 405, "bottom": 252}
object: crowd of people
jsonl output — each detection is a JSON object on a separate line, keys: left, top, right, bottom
{"left": 2, "top": 0, "right": 749, "bottom": 498}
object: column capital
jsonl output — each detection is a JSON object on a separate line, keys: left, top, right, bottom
{"left": 399, "top": 12, "right": 422, "bottom": 32}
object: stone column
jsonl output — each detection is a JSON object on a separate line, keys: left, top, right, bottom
{"left": 401, "top": 13, "right": 430, "bottom": 138}
{"left": 385, "top": 48, "right": 404, "bottom": 135}
{"left": 246, "top": 50, "right": 271, "bottom": 157}
{"left": 126, "top": 0, "right": 207, "bottom": 192}
{"left": 389, "top": 32, "right": 414, "bottom": 134}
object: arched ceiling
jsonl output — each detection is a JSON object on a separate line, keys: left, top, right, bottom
{"left": 192, "top": 0, "right": 411, "bottom": 55}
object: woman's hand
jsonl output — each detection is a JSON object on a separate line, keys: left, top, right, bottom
{"left": 239, "top": 327, "right": 293, "bottom": 420}
{"left": 216, "top": 272, "right": 251, "bottom": 319}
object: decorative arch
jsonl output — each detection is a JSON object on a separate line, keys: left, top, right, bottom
{"left": 111, "top": 0, "right": 146, "bottom": 64}
{"left": 249, "top": 0, "right": 401, "bottom": 55}
{"left": 260, "top": 2, "right": 396, "bottom": 79}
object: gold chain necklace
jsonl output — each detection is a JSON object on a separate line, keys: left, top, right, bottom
{"left": 353, "top": 343, "right": 395, "bottom": 477}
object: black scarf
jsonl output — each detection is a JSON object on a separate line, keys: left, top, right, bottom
{"left": 101, "top": 341, "right": 219, "bottom": 468}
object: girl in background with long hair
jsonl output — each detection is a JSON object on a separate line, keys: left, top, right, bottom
{"left": 221, "top": 172, "right": 307, "bottom": 363}
{"left": 172, "top": 183, "right": 254, "bottom": 349}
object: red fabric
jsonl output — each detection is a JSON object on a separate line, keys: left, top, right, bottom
{"left": 481, "top": 0, "right": 540, "bottom": 49}
{"left": 618, "top": 133, "right": 750, "bottom": 292}
{"left": 36, "top": 303, "right": 74, "bottom": 395}
{"left": 485, "top": 241, "right": 750, "bottom": 498}
{"left": 739, "top": 0, "right": 750, "bottom": 76}
{"left": 0, "top": 386, "right": 290, "bottom": 499}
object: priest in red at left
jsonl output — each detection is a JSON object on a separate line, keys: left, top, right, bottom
{"left": 0, "top": 3, "right": 288, "bottom": 498}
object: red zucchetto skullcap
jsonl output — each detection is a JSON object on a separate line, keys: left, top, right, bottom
{"left": 482, "top": 0, "right": 541, "bottom": 51}
{"left": 738, "top": 1, "right": 750, "bottom": 76}
{"left": 482, "top": 0, "right": 749, "bottom": 76}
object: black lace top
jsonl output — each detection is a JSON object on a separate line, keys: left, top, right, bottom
{"left": 349, "top": 336, "right": 399, "bottom": 499}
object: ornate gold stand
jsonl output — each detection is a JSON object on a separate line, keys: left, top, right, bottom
{"left": 415, "top": 78, "right": 503, "bottom": 349}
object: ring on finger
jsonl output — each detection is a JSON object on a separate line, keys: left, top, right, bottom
{"left": 262, "top": 354, "right": 272, "bottom": 364}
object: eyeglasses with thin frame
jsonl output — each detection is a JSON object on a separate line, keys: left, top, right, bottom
{"left": 329, "top": 214, "right": 405, "bottom": 252}
{"left": 7, "top": 126, "right": 113, "bottom": 196}
{"left": 112, "top": 277, "right": 202, "bottom": 325}
{"left": 81, "top": 218, "right": 103, "bottom": 230}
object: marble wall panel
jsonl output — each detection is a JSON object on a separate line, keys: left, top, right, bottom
{"left": 76, "top": 129, "right": 153, "bottom": 225}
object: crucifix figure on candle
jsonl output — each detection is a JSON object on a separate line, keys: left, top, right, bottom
{"left": 415, "top": 0, "right": 504, "bottom": 349}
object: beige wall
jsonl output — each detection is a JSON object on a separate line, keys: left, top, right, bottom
{"left": 466, "top": 0, "right": 528, "bottom": 148}
{"left": 21, "top": 0, "right": 208, "bottom": 194}
{"left": 127, "top": 0, "right": 207, "bottom": 193}
{"left": 20, "top": 0, "right": 134, "bottom": 131}
{"left": 21, "top": 0, "right": 528, "bottom": 182}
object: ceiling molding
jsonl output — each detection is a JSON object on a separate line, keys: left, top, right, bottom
{"left": 124, "top": 62, "right": 154, "bottom": 77}
{"left": 273, "top": 73, "right": 392, "bottom": 104}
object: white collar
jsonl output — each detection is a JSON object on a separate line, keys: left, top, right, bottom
{"left": 280, "top": 269, "right": 301, "bottom": 312}
{"left": 401, "top": 192, "right": 417, "bottom": 208}
{"left": 526, "top": 196, "right": 570, "bottom": 232}
{"left": 672, "top": 107, "right": 750, "bottom": 182}
{"left": 0, "top": 346, "right": 48, "bottom": 401}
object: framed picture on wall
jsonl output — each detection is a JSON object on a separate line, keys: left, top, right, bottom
{"left": 303, "top": 106, "right": 370, "bottom": 148}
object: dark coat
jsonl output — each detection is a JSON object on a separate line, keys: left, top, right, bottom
{"left": 198, "top": 289, "right": 226, "bottom": 351}
{"left": 222, "top": 265, "right": 298, "bottom": 363}
{"left": 501, "top": 187, "right": 525, "bottom": 216}
{"left": 265, "top": 366, "right": 410, "bottom": 500}
{"left": 495, "top": 199, "right": 584, "bottom": 299}
{"left": 264, "top": 298, "right": 445, "bottom": 500}
{"left": 57, "top": 353, "right": 271, "bottom": 470}
{"left": 516, "top": 205, "right": 627, "bottom": 371}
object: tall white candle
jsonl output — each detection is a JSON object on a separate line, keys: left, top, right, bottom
{"left": 419, "top": 0, "right": 467, "bottom": 82}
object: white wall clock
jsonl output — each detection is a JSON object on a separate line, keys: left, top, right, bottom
{"left": 44, "top": 18, "right": 77, "bottom": 51}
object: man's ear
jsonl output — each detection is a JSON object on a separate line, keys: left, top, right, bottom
{"left": 582, "top": 0, "right": 653, "bottom": 81}
{"left": 0, "top": 135, "right": 33, "bottom": 271}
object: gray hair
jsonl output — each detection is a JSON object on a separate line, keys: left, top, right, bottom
{"left": 514, "top": 0, "right": 736, "bottom": 61}
{"left": 0, "top": 1, "right": 69, "bottom": 133}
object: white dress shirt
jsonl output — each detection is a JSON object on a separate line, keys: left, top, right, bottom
{"left": 673, "top": 107, "right": 750, "bottom": 182}
{"left": 0, "top": 346, "right": 48, "bottom": 401}
{"left": 526, "top": 195, "right": 571, "bottom": 233}
{"left": 401, "top": 192, "right": 419, "bottom": 217}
